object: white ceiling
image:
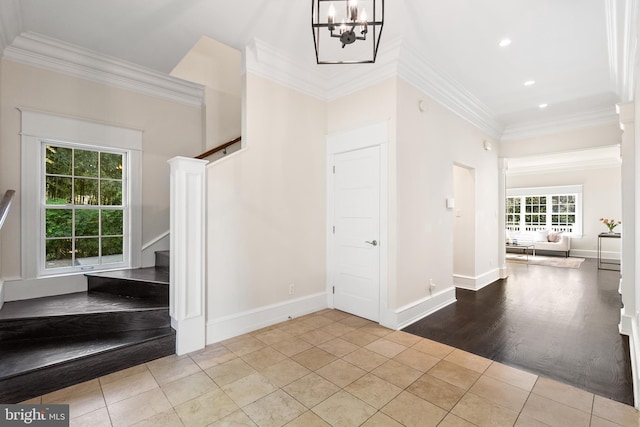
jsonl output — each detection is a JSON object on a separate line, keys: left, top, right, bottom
{"left": 0, "top": 0, "right": 635, "bottom": 140}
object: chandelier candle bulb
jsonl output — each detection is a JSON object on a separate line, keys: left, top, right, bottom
{"left": 360, "top": 9, "right": 367, "bottom": 33}
{"left": 348, "top": 0, "right": 358, "bottom": 21}
{"left": 328, "top": 3, "right": 335, "bottom": 30}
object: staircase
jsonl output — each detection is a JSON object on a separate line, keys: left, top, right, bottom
{"left": 0, "top": 251, "right": 174, "bottom": 403}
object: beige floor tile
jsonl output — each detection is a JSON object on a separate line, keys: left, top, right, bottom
{"left": 205, "top": 358, "right": 257, "bottom": 387}
{"left": 532, "top": 376, "right": 594, "bottom": 413}
{"left": 209, "top": 409, "right": 258, "bottom": 426}
{"left": 300, "top": 314, "right": 336, "bottom": 329}
{"left": 312, "top": 390, "right": 377, "bottom": 427}
{"left": 100, "top": 370, "right": 159, "bottom": 405}
{"left": 428, "top": 360, "right": 481, "bottom": 390}
{"left": 254, "top": 328, "right": 294, "bottom": 346}
{"left": 285, "top": 410, "right": 331, "bottom": 426}
{"left": 484, "top": 362, "right": 538, "bottom": 392}
{"left": 188, "top": 343, "right": 237, "bottom": 370}
{"left": 278, "top": 321, "right": 319, "bottom": 336}
{"left": 291, "top": 347, "right": 337, "bottom": 371}
{"left": 381, "top": 390, "right": 447, "bottom": 427}
{"left": 339, "top": 315, "right": 375, "bottom": 328}
{"left": 42, "top": 378, "right": 106, "bottom": 419}
{"left": 299, "top": 329, "right": 336, "bottom": 345}
{"left": 131, "top": 409, "right": 184, "bottom": 427}
{"left": 365, "top": 339, "right": 407, "bottom": 358}
{"left": 445, "top": 349, "right": 492, "bottom": 373}
{"left": 319, "top": 310, "right": 352, "bottom": 322}
{"left": 342, "top": 348, "right": 389, "bottom": 372}
{"left": 173, "top": 388, "right": 238, "bottom": 426}
{"left": 70, "top": 407, "right": 112, "bottom": 427}
{"left": 406, "top": 373, "right": 465, "bottom": 411}
{"left": 371, "top": 359, "right": 422, "bottom": 389}
{"left": 470, "top": 375, "right": 530, "bottom": 412}
{"left": 223, "top": 336, "right": 267, "bottom": 356}
{"left": 514, "top": 413, "right": 554, "bottom": 426}
{"left": 222, "top": 372, "right": 278, "bottom": 407}
{"left": 99, "top": 364, "right": 149, "bottom": 386}
{"left": 241, "top": 346, "right": 288, "bottom": 371}
{"left": 261, "top": 359, "right": 311, "bottom": 388}
{"left": 593, "top": 395, "right": 640, "bottom": 426}
{"left": 451, "top": 392, "right": 519, "bottom": 427}
{"left": 393, "top": 348, "right": 440, "bottom": 372}
{"left": 520, "top": 393, "right": 591, "bottom": 427}
{"left": 283, "top": 373, "right": 340, "bottom": 408}
{"left": 358, "top": 325, "right": 394, "bottom": 338}
{"left": 437, "top": 413, "right": 477, "bottom": 427}
{"left": 161, "top": 371, "right": 218, "bottom": 406}
{"left": 319, "top": 321, "right": 357, "bottom": 337}
{"left": 147, "top": 355, "right": 202, "bottom": 386}
{"left": 315, "top": 359, "right": 367, "bottom": 388}
{"left": 411, "top": 338, "right": 455, "bottom": 359}
{"left": 316, "top": 337, "right": 360, "bottom": 357}
{"left": 344, "top": 373, "right": 403, "bottom": 409}
{"left": 360, "top": 412, "right": 404, "bottom": 426}
{"left": 243, "top": 390, "right": 307, "bottom": 427}
{"left": 270, "top": 337, "right": 314, "bottom": 357}
{"left": 589, "top": 415, "right": 625, "bottom": 427}
{"left": 340, "top": 329, "right": 381, "bottom": 347}
{"left": 385, "top": 331, "right": 422, "bottom": 347}
{"left": 107, "top": 388, "right": 172, "bottom": 427}
{"left": 146, "top": 354, "right": 191, "bottom": 369}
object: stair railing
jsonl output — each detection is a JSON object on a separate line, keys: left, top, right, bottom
{"left": 195, "top": 137, "right": 241, "bottom": 160}
{"left": 0, "top": 190, "right": 16, "bottom": 230}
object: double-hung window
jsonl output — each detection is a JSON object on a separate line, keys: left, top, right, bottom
{"left": 506, "top": 185, "right": 583, "bottom": 237}
{"left": 20, "top": 109, "right": 142, "bottom": 279}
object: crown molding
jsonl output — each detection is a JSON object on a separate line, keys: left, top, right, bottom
{"left": 506, "top": 145, "right": 621, "bottom": 175}
{"left": 0, "top": 0, "right": 23, "bottom": 55}
{"left": 243, "top": 38, "right": 327, "bottom": 100}
{"left": 398, "top": 42, "right": 504, "bottom": 140}
{"left": 3, "top": 32, "right": 204, "bottom": 107}
{"left": 500, "top": 107, "right": 619, "bottom": 142}
{"left": 605, "top": 0, "right": 639, "bottom": 102}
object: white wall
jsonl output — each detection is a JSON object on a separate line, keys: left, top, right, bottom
{"left": 205, "top": 73, "right": 327, "bottom": 340}
{"left": 0, "top": 59, "right": 203, "bottom": 284}
{"left": 507, "top": 167, "right": 621, "bottom": 258}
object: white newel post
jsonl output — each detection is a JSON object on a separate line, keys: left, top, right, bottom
{"left": 168, "top": 156, "right": 208, "bottom": 355}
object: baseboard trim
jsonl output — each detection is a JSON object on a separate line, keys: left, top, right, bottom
{"left": 570, "top": 249, "right": 619, "bottom": 260}
{"left": 206, "top": 292, "right": 328, "bottom": 344}
{"left": 389, "top": 288, "right": 457, "bottom": 330}
{"left": 454, "top": 268, "right": 500, "bottom": 291}
{"left": 620, "top": 310, "right": 639, "bottom": 408}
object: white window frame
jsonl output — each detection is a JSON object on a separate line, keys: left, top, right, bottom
{"left": 506, "top": 185, "right": 583, "bottom": 238}
{"left": 20, "top": 109, "right": 142, "bottom": 279}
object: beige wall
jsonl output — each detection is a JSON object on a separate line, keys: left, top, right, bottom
{"left": 206, "top": 73, "right": 327, "bottom": 318}
{"left": 0, "top": 59, "right": 203, "bottom": 280}
{"left": 395, "top": 78, "right": 500, "bottom": 303}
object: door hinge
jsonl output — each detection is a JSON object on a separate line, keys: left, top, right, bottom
{"left": 332, "top": 226, "right": 335, "bottom": 234}
{"left": 332, "top": 286, "right": 335, "bottom": 294}
{"left": 332, "top": 165, "right": 335, "bottom": 174}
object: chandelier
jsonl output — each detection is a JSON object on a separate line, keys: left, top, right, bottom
{"left": 311, "top": 0, "right": 384, "bottom": 64}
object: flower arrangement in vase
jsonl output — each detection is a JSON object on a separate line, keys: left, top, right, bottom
{"left": 599, "top": 218, "right": 621, "bottom": 233}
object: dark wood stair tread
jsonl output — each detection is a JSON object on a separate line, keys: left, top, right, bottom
{"left": 85, "top": 266, "right": 169, "bottom": 285}
{"left": 0, "top": 291, "right": 167, "bottom": 321}
{"left": 0, "top": 328, "right": 175, "bottom": 380}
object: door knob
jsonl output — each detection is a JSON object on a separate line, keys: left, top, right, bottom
{"left": 365, "top": 240, "right": 378, "bottom": 246}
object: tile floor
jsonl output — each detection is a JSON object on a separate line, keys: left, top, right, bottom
{"left": 22, "top": 309, "right": 640, "bottom": 426}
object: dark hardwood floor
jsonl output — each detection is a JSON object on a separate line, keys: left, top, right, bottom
{"left": 403, "top": 258, "right": 634, "bottom": 405}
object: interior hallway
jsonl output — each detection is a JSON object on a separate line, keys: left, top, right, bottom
{"left": 21, "top": 308, "right": 638, "bottom": 426}
{"left": 404, "top": 258, "right": 633, "bottom": 405}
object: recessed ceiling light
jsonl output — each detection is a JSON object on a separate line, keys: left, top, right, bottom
{"left": 499, "top": 38, "right": 512, "bottom": 47}
{"left": 538, "top": 103, "right": 548, "bottom": 109}
{"left": 524, "top": 80, "right": 536, "bottom": 86}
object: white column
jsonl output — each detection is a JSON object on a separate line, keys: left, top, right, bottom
{"left": 168, "top": 156, "right": 208, "bottom": 355}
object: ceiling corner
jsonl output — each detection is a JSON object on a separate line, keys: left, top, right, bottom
{"left": 0, "top": 0, "right": 24, "bottom": 56}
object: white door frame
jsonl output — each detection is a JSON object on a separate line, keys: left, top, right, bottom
{"left": 326, "top": 121, "right": 389, "bottom": 325}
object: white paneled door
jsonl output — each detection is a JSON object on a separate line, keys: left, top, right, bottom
{"left": 332, "top": 145, "right": 380, "bottom": 322}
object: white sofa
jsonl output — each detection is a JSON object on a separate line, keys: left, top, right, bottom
{"left": 507, "top": 230, "right": 571, "bottom": 257}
